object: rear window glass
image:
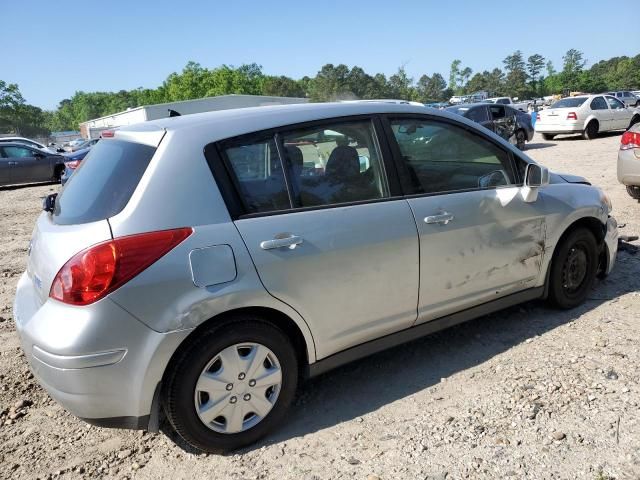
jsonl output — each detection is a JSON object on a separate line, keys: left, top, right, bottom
{"left": 53, "top": 139, "right": 156, "bottom": 225}
{"left": 551, "top": 98, "right": 587, "bottom": 108}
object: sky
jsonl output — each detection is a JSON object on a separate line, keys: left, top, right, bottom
{"left": 3, "top": 0, "right": 639, "bottom": 110}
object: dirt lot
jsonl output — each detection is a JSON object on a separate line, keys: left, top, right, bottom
{"left": 1, "top": 133, "right": 639, "bottom": 480}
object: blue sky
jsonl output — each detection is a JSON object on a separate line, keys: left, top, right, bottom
{"left": 5, "top": 0, "right": 639, "bottom": 109}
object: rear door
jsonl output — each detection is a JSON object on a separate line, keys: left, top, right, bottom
{"left": 215, "top": 117, "right": 420, "bottom": 359}
{"left": 488, "top": 105, "right": 514, "bottom": 140}
{"left": 2, "top": 145, "right": 43, "bottom": 183}
{"left": 466, "top": 105, "right": 494, "bottom": 132}
{"left": 589, "top": 96, "right": 611, "bottom": 130}
{"left": 605, "top": 96, "right": 631, "bottom": 129}
{"left": 0, "top": 148, "right": 13, "bottom": 185}
{"left": 384, "top": 115, "right": 546, "bottom": 323}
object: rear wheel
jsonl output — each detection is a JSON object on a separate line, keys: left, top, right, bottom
{"left": 515, "top": 129, "right": 527, "bottom": 150}
{"left": 582, "top": 121, "right": 598, "bottom": 140}
{"left": 542, "top": 133, "right": 555, "bottom": 141}
{"left": 53, "top": 164, "right": 65, "bottom": 183}
{"left": 547, "top": 228, "right": 599, "bottom": 309}
{"left": 626, "top": 185, "right": 640, "bottom": 200}
{"left": 629, "top": 115, "right": 640, "bottom": 130}
{"left": 163, "top": 317, "right": 299, "bottom": 453}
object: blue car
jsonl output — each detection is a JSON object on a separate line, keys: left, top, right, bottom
{"left": 60, "top": 147, "right": 91, "bottom": 185}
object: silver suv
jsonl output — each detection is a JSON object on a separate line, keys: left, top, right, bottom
{"left": 14, "top": 103, "right": 618, "bottom": 452}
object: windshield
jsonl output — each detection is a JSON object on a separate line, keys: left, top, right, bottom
{"left": 53, "top": 139, "right": 156, "bottom": 225}
{"left": 551, "top": 98, "right": 587, "bottom": 108}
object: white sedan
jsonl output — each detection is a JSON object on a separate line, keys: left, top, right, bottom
{"left": 535, "top": 94, "right": 640, "bottom": 140}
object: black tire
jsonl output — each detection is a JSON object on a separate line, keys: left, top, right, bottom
{"left": 53, "top": 164, "right": 65, "bottom": 183}
{"left": 582, "top": 120, "right": 598, "bottom": 140}
{"left": 542, "top": 133, "right": 555, "bottom": 141}
{"left": 547, "top": 228, "right": 599, "bottom": 309}
{"left": 163, "top": 317, "right": 299, "bottom": 453}
{"left": 515, "top": 129, "right": 527, "bottom": 150}
{"left": 626, "top": 185, "right": 640, "bottom": 200}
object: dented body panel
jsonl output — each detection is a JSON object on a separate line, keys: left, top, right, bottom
{"left": 409, "top": 186, "right": 546, "bottom": 324}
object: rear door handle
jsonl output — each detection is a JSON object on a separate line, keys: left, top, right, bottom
{"left": 260, "top": 234, "right": 303, "bottom": 250}
{"left": 424, "top": 212, "right": 454, "bottom": 225}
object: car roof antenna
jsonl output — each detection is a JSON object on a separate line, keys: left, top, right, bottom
{"left": 168, "top": 109, "right": 181, "bottom": 117}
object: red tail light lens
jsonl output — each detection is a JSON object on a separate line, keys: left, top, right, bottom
{"left": 567, "top": 112, "right": 578, "bottom": 120}
{"left": 620, "top": 130, "right": 640, "bottom": 150}
{"left": 535, "top": 113, "right": 540, "bottom": 121}
{"left": 50, "top": 227, "right": 192, "bottom": 305}
{"left": 66, "top": 160, "right": 81, "bottom": 170}
{"left": 101, "top": 130, "right": 115, "bottom": 138}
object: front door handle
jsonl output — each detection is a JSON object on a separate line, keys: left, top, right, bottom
{"left": 424, "top": 212, "right": 454, "bottom": 225}
{"left": 260, "top": 234, "right": 303, "bottom": 250}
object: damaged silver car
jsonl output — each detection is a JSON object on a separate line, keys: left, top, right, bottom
{"left": 14, "top": 102, "right": 617, "bottom": 453}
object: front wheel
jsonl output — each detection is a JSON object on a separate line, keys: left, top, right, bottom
{"left": 163, "top": 317, "right": 299, "bottom": 453}
{"left": 627, "top": 185, "right": 640, "bottom": 200}
{"left": 547, "top": 228, "right": 599, "bottom": 309}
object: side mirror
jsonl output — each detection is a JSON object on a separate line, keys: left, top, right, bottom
{"left": 524, "top": 163, "right": 550, "bottom": 187}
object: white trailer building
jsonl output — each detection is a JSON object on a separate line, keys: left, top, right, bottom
{"left": 80, "top": 94, "right": 308, "bottom": 138}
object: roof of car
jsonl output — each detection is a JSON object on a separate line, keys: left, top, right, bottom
{"left": 118, "top": 102, "right": 454, "bottom": 135}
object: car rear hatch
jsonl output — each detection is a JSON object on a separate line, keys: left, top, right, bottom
{"left": 26, "top": 127, "right": 164, "bottom": 307}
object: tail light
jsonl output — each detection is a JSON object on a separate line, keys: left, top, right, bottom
{"left": 567, "top": 112, "right": 578, "bottom": 120}
{"left": 536, "top": 113, "right": 541, "bottom": 121}
{"left": 50, "top": 227, "right": 192, "bottom": 305}
{"left": 101, "top": 130, "right": 115, "bottom": 138}
{"left": 620, "top": 130, "right": 640, "bottom": 150}
{"left": 66, "top": 160, "right": 81, "bottom": 170}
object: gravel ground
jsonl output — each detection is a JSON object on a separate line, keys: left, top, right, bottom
{"left": 0, "top": 132, "right": 639, "bottom": 480}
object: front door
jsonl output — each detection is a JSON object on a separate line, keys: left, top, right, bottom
{"left": 218, "top": 118, "right": 420, "bottom": 359}
{"left": 2, "top": 145, "right": 48, "bottom": 183}
{"left": 386, "top": 116, "right": 546, "bottom": 323}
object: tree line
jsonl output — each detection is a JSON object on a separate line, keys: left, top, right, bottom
{"left": 1, "top": 49, "right": 639, "bottom": 136}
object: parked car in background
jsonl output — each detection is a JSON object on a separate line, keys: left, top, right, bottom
{"left": 14, "top": 102, "right": 618, "bottom": 453}
{"left": 535, "top": 95, "right": 640, "bottom": 140}
{"left": 64, "top": 138, "right": 99, "bottom": 152}
{"left": 618, "top": 124, "right": 640, "bottom": 200}
{"left": 446, "top": 103, "right": 534, "bottom": 150}
{"left": 60, "top": 147, "right": 92, "bottom": 185}
{"left": 0, "top": 142, "right": 65, "bottom": 186}
{"left": 483, "top": 97, "right": 529, "bottom": 112}
{"left": 0, "top": 136, "right": 64, "bottom": 154}
{"left": 605, "top": 91, "right": 640, "bottom": 107}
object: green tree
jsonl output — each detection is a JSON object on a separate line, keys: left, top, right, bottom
{"left": 449, "top": 59, "right": 462, "bottom": 92}
{"left": 262, "top": 76, "right": 305, "bottom": 97}
{"left": 387, "top": 66, "right": 414, "bottom": 100}
{"left": 527, "top": 54, "right": 546, "bottom": 94}
{"left": 503, "top": 50, "right": 529, "bottom": 98}
{"left": 560, "top": 49, "right": 586, "bottom": 91}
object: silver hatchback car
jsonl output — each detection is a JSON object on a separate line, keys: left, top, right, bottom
{"left": 14, "top": 103, "right": 618, "bottom": 452}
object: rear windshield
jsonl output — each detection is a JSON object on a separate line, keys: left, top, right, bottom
{"left": 53, "top": 139, "right": 156, "bottom": 225}
{"left": 551, "top": 98, "right": 587, "bottom": 108}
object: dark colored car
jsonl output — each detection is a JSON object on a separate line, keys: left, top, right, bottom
{"left": 60, "top": 147, "right": 91, "bottom": 185}
{"left": 446, "top": 103, "right": 534, "bottom": 150}
{"left": 0, "top": 142, "right": 65, "bottom": 186}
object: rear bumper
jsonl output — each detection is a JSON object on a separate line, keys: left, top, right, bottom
{"left": 535, "top": 123, "right": 583, "bottom": 134}
{"left": 617, "top": 149, "right": 640, "bottom": 186}
{"left": 13, "top": 272, "right": 191, "bottom": 428}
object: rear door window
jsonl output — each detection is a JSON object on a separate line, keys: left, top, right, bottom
{"left": 489, "top": 105, "right": 506, "bottom": 120}
{"left": 221, "top": 136, "right": 290, "bottom": 214}
{"left": 590, "top": 97, "right": 607, "bottom": 110}
{"left": 53, "top": 139, "right": 156, "bottom": 225}
{"left": 467, "top": 106, "right": 489, "bottom": 123}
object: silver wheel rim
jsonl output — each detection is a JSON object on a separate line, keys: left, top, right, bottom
{"left": 194, "top": 342, "right": 282, "bottom": 434}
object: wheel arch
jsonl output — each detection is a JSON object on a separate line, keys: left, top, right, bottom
{"left": 542, "top": 216, "right": 606, "bottom": 298}
{"left": 161, "top": 306, "right": 313, "bottom": 387}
